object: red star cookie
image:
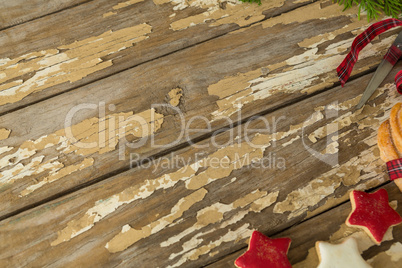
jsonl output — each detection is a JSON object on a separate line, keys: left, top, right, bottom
{"left": 235, "top": 231, "right": 292, "bottom": 268}
{"left": 346, "top": 189, "right": 402, "bottom": 244}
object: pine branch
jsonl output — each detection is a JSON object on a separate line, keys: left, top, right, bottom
{"left": 334, "top": 0, "right": 402, "bottom": 21}
{"left": 239, "top": 0, "right": 401, "bottom": 21}
{"left": 239, "top": 0, "right": 262, "bottom": 5}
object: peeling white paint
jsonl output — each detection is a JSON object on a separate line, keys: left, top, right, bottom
{"left": 385, "top": 242, "right": 402, "bottom": 262}
{"left": 162, "top": 191, "right": 278, "bottom": 265}
{"left": 0, "top": 24, "right": 152, "bottom": 106}
{"left": 167, "top": 223, "right": 252, "bottom": 268}
{"left": 208, "top": 29, "right": 397, "bottom": 121}
{"left": 105, "top": 188, "right": 208, "bottom": 253}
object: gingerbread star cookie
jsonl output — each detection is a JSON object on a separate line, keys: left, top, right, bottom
{"left": 316, "top": 237, "right": 371, "bottom": 268}
{"left": 346, "top": 189, "right": 402, "bottom": 244}
{"left": 235, "top": 231, "right": 292, "bottom": 268}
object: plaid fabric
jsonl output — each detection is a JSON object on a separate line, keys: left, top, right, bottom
{"left": 387, "top": 158, "right": 402, "bottom": 181}
{"left": 337, "top": 18, "right": 402, "bottom": 86}
{"left": 397, "top": 70, "right": 402, "bottom": 94}
{"left": 384, "top": 45, "right": 402, "bottom": 65}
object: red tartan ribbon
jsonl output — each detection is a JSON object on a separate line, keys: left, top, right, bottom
{"left": 384, "top": 44, "right": 402, "bottom": 65}
{"left": 397, "top": 70, "right": 402, "bottom": 94}
{"left": 337, "top": 18, "right": 402, "bottom": 86}
{"left": 386, "top": 158, "right": 402, "bottom": 181}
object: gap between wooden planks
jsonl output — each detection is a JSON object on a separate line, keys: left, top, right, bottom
{"left": 0, "top": 0, "right": 91, "bottom": 31}
{"left": 209, "top": 182, "right": 402, "bottom": 267}
{"left": 1, "top": 65, "right": 402, "bottom": 267}
{"left": 0, "top": 0, "right": 315, "bottom": 115}
{"left": 0, "top": 1, "right": 399, "bottom": 219}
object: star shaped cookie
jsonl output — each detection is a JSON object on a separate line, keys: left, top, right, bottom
{"left": 316, "top": 237, "right": 371, "bottom": 268}
{"left": 346, "top": 189, "right": 402, "bottom": 244}
{"left": 235, "top": 231, "right": 292, "bottom": 268}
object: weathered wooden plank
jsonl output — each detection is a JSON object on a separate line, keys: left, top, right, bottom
{"left": 0, "top": 0, "right": 90, "bottom": 30}
{"left": 0, "top": 1, "right": 398, "bottom": 218}
{"left": 210, "top": 182, "right": 402, "bottom": 267}
{"left": 1, "top": 66, "right": 401, "bottom": 266}
{"left": 0, "top": 0, "right": 314, "bottom": 114}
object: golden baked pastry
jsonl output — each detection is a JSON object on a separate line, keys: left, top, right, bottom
{"left": 378, "top": 103, "right": 402, "bottom": 191}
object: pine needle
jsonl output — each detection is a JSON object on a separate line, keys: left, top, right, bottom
{"left": 239, "top": 0, "right": 401, "bottom": 21}
{"left": 334, "top": 0, "right": 402, "bottom": 21}
{"left": 239, "top": 0, "right": 262, "bottom": 5}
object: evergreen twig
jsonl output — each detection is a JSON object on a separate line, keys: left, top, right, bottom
{"left": 335, "top": 0, "right": 401, "bottom": 21}
{"left": 238, "top": 0, "right": 401, "bottom": 21}
{"left": 239, "top": 0, "right": 262, "bottom": 6}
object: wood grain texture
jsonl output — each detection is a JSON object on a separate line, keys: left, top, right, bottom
{"left": 0, "top": 1, "right": 398, "bottom": 218}
{"left": 0, "top": 0, "right": 90, "bottom": 30}
{"left": 210, "top": 182, "right": 402, "bottom": 267}
{"left": 0, "top": 0, "right": 313, "bottom": 114}
{"left": 1, "top": 66, "right": 401, "bottom": 266}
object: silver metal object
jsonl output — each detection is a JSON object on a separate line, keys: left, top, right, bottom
{"left": 355, "top": 31, "right": 402, "bottom": 110}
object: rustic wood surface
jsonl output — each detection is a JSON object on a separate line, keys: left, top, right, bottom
{"left": 0, "top": 0, "right": 313, "bottom": 114}
{"left": 0, "top": 0, "right": 90, "bottom": 30}
{"left": 210, "top": 182, "right": 402, "bottom": 267}
{"left": 1, "top": 66, "right": 402, "bottom": 267}
{"left": 1, "top": 0, "right": 400, "bottom": 218}
{"left": 1, "top": 0, "right": 402, "bottom": 267}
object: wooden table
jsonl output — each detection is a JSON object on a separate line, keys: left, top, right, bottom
{"left": 1, "top": 0, "right": 401, "bottom": 267}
